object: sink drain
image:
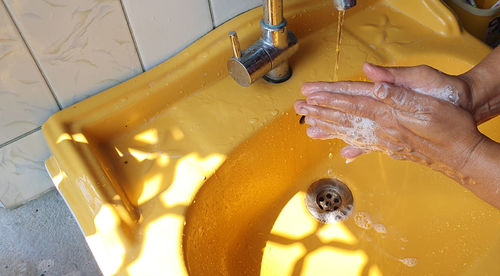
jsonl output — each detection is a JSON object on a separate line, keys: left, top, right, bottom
{"left": 305, "top": 178, "right": 353, "bottom": 224}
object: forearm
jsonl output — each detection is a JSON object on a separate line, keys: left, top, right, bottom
{"left": 460, "top": 46, "right": 500, "bottom": 123}
{"left": 459, "top": 137, "right": 500, "bottom": 210}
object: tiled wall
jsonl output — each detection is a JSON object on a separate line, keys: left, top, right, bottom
{"left": 0, "top": 0, "right": 262, "bottom": 208}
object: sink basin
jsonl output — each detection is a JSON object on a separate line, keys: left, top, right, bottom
{"left": 42, "top": 0, "right": 499, "bottom": 275}
{"left": 184, "top": 108, "right": 500, "bottom": 275}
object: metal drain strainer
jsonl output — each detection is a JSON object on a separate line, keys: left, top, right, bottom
{"left": 305, "top": 178, "right": 353, "bottom": 224}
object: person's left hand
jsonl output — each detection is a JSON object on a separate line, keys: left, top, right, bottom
{"left": 294, "top": 64, "right": 486, "bottom": 183}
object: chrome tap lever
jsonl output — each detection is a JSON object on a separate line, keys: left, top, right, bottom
{"left": 229, "top": 31, "right": 242, "bottom": 58}
{"left": 227, "top": 0, "right": 298, "bottom": 87}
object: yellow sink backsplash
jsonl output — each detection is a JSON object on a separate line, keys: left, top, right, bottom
{"left": 42, "top": 0, "right": 498, "bottom": 275}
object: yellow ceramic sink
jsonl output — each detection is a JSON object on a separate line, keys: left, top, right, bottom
{"left": 42, "top": 0, "right": 500, "bottom": 275}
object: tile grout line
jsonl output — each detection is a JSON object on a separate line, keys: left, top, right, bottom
{"left": 119, "top": 0, "right": 146, "bottom": 72}
{"left": 1, "top": 0, "right": 63, "bottom": 111}
{"left": 0, "top": 127, "right": 41, "bottom": 149}
{"left": 207, "top": 0, "right": 217, "bottom": 29}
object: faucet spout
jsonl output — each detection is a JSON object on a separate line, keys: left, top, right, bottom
{"left": 263, "top": 0, "right": 283, "bottom": 26}
{"left": 227, "top": 0, "right": 298, "bottom": 87}
{"left": 333, "top": 0, "right": 357, "bottom": 10}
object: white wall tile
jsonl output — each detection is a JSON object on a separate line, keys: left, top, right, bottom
{"left": 0, "top": 130, "right": 53, "bottom": 209}
{"left": 0, "top": 3, "right": 59, "bottom": 145}
{"left": 4, "top": 0, "right": 143, "bottom": 108}
{"left": 121, "top": 0, "right": 213, "bottom": 70}
{"left": 209, "top": 0, "right": 261, "bottom": 27}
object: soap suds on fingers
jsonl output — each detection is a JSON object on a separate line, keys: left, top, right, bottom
{"left": 411, "top": 85, "right": 460, "bottom": 106}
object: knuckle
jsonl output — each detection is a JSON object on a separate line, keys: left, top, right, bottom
{"left": 376, "top": 108, "right": 392, "bottom": 122}
{"left": 391, "top": 88, "right": 408, "bottom": 106}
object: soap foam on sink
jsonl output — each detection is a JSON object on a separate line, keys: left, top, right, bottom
{"left": 354, "top": 212, "right": 373, "bottom": 229}
{"left": 373, "top": 223, "right": 387, "bottom": 234}
{"left": 398, "top": 257, "right": 418, "bottom": 267}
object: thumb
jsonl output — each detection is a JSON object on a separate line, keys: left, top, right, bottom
{"left": 364, "top": 62, "right": 470, "bottom": 109}
{"left": 363, "top": 62, "right": 440, "bottom": 89}
{"left": 362, "top": 62, "right": 396, "bottom": 84}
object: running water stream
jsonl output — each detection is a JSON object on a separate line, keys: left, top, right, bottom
{"left": 333, "top": 10, "right": 345, "bottom": 81}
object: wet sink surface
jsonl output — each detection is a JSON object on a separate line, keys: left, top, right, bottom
{"left": 42, "top": 0, "right": 499, "bottom": 274}
{"left": 184, "top": 108, "right": 500, "bottom": 275}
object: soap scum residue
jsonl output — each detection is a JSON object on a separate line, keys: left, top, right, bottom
{"left": 398, "top": 257, "right": 418, "bottom": 267}
{"left": 353, "top": 212, "right": 418, "bottom": 267}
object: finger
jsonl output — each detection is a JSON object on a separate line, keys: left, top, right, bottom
{"left": 364, "top": 63, "right": 466, "bottom": 108}
{"left": 364, "top": 63, "right": 439, "bottom": 88}
{"left": 306, "top": 91, "right": 393, "bottom": 124}
{"left": 295, "top": 101, "right": 356, "bottom": 127}
{"left": 306, "top": 127, "right": 335, "bottom": 139}
{"left": 305, "top": 117, "right": 380, "bottom": 149}
{"left": 302, "top": 81, "right": 376, "bottom": 98}
{"left": 371, "top": 82, "right": 435, "bottom": 114}
{"left": 340, "top": 145, "right": 365, "bottom": 159}
{"left": 294, "top": 100, "right": 307, "bottom": 114}
{"left": 363, "top": 62, "right": 395, "bottom": 83}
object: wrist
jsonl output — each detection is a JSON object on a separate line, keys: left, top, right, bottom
{"left": 459, "top": 69, "right": 485, "bottom": 122}
{"left": 460, "top": 47, "right": 500, "bottom": 123}
{"left": 459, "top": 136, "right": 499, "bottom": 185}
{"left": 454, "top": 136, "right": 500, "bottom": 209}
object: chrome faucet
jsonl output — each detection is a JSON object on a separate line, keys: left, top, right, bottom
{"left": 227, "top": 0, "right": 357, "bottom": 87}
{"left": 333, "top": 0, "right": 356, "bottom": 10}
{"left": 227, "top": 0, "right": 298, "bottom": 87}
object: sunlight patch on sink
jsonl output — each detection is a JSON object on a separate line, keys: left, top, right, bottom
{"left": 316, "top": 223, "right": 357, "bottom": 245}
{"left": 261, "top": 241, "right": 306, "bottom": 276}
{"left": 56, "top": 133, "right": 72, "bottom": 144}
{"left": 137, "top": 174, "right": 163, "bottom": 205}
{"left": 270, "top": 192, "right": 316, "bottom": 239}
{"left": 302, "top": 247, "right": 368, "bottom": 276}
{"left": 127, "top": 214, "right": 187, "bottom": 276}
{"left": 134, "top": 129, "right": 159, "bottom": 145}
{"left": 86, "top": 204, "right": 126, "bottom": 276}
{"left": 161, "top": 153, "right": 225, "bottom": 207}
{"left": 72, "top": 133, "right": 89, "bottom": 144}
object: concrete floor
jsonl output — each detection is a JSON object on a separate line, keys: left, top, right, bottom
{"left": 0, "top": 189, "right": 102, "bottom": 276}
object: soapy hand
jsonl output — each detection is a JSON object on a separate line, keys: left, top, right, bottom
{"left": 294, "top": 63, "right": 486, "bottom": 182}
